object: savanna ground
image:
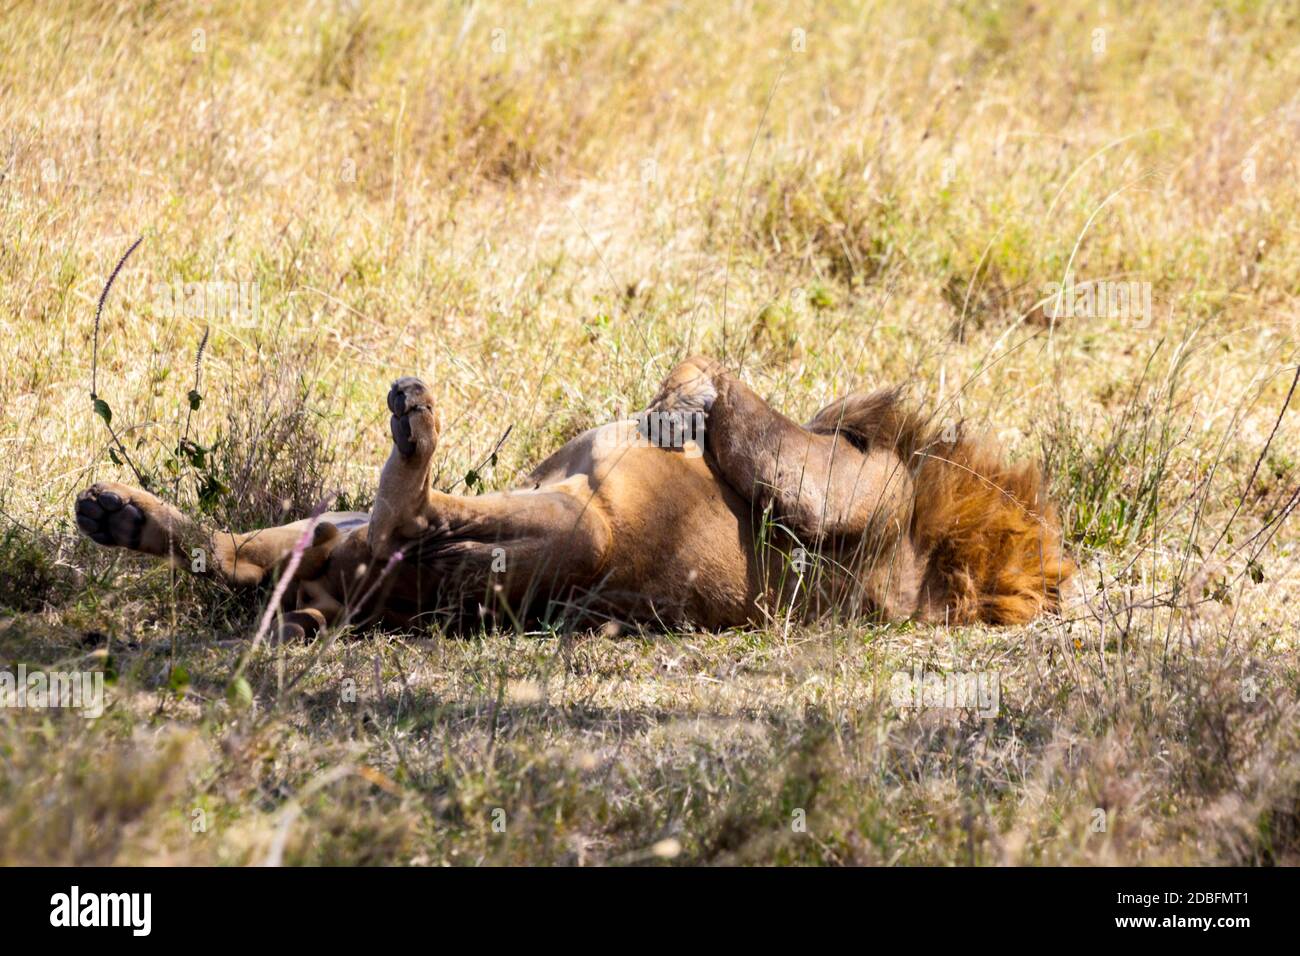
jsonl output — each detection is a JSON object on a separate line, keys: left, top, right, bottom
{"left": 1, "top": 0, "right": 1298, "bottom": 866}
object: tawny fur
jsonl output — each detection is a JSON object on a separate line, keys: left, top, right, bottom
{"left": 808, "top": 390, "right": 1075, "bottom": 625}
{"left": 74, "top": 358, "right": 1074, "bottom": 637}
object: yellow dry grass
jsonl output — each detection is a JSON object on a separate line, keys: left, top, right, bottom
{"left": 0, "top": 0, "right": 1297, "bottom": 865}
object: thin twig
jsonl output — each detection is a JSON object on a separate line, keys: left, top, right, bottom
{"left": 233, "top": 494, "right": 337, "bottom": 689}
{"left": 442, "top": 423, "right": 513, "bottom": 493}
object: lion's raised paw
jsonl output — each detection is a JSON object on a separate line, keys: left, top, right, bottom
{"left": 387, "top": 376, "right": 439, "bottom": 459}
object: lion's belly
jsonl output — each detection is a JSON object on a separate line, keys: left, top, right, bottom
{"left": 534, "top": 422, "right": 762, "bottom": 628}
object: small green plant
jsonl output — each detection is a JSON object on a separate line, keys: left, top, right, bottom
{"left": 1043, "top": 340, "right": 1188, "bottom": 552}
{"left": 0, "top": 522, "right": 77, "bottom": 612}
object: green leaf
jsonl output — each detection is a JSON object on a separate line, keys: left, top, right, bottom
{"left": 108, "top": 447, "right": 122, "bottom": 466}
{"left": 179, "top": 439, "right": 207, "bottom": 469}
{"left": 227, "top": 676, "right": 253, "bottom": 709}
{"left": 464, "top": 468, "right": 480, "bottom": 489}
{"left": 197, "top": 473, "right": 230, "bottom": 514}
{"left": 188, "top": 389, "right": 202, "bottom": 411}
{"left": 93, "top": 397, "right": 112, "bottom": 426}
{"left": 168, "top": 665, "right": 191, "bottom": 696}
{"left": 1247, "top": 559, "right": 1265, "bottom": 584}
{"left": 809, "top": 284, "right": 835, "bottom": 309}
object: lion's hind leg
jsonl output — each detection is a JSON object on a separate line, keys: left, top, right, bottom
{"left": 369, "top": 376, "right": 441, "bottom": 558}
{"left": 75, "top": 480, "right": 365, "bottom": 590}
{"left": 367, "top": 375, "right": 611, "bottom": 621}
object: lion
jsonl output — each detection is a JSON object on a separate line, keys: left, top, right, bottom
{"left": 73, "top": 356, "right": 1074, "bottom": 638}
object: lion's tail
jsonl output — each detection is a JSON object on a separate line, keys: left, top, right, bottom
{"left": 808, "top": 389, "right": 1074, "bottom": 625}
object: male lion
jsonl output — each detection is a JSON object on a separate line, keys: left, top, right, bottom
{"left": 74, "top": 356, "right": 1074, "bottom": 638}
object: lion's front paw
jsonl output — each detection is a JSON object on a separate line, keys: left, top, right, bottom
{"left": 647, "top": 355, "right": 723, "bottom": 419}
{"left": 387, "top": 376, "right": 440, "bottom": 459}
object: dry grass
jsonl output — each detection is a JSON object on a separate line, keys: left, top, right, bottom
{"left": 1, "top": 0, "right": 1298, "bottom": 865}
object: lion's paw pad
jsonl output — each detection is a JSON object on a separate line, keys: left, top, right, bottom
{"left": 387, "top": 377, "right": 438, "bottom": 458}
{"left": 75, "top": 484, "right": 147, "bottom": 549}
